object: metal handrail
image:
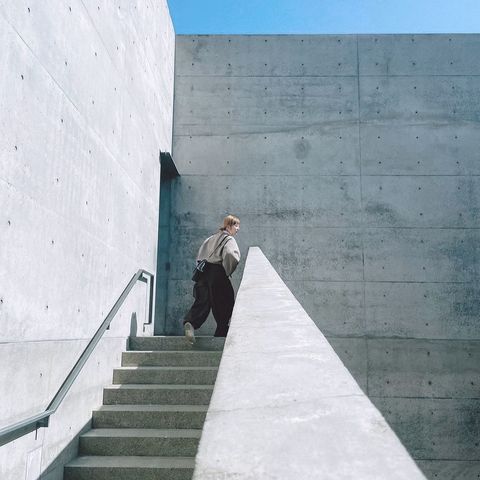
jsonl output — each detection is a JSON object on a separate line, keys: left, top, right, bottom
{"left": 0, "top": 269, "right": 154, "bottom": 447}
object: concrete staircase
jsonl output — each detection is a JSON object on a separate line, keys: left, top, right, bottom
{"left": 64, "top": 336, "right": 224, "bottom": 480}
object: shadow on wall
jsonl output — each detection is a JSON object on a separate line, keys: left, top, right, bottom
{"left": 129, "top": 312, "right": 138, "bottom": 338}
{"left": 32, "top": 420, "right": 91, "bottom": 480}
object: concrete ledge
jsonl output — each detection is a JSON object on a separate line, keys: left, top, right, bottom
{"left": 193, "top": 247, "right": 426, "bottom": 480}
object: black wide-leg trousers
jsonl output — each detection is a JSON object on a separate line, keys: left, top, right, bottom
{"left": 183, "top": 263, "right": 234, "bottom": 337}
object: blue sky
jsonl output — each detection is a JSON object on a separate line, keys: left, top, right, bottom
{"left": 167, "top": 0, "right": 480, "bottom": 34}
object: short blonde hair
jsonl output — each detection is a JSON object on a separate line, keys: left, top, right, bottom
{"left": 221, "top": 214, "right": 240, "bottom": 230}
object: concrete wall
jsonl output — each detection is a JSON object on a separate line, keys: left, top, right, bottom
{"left": 0, "top": 1, "right": 174, "bottom": 479}
{"left": 172, "top": 34, "right": 480, "bottom": 479}
{"left": 195, "top": 247, "right": 426, "bottom": 480}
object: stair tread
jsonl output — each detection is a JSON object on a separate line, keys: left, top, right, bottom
{"left": 129, "top": 336, "right": 225, "bottom": 352}
{"left": 66, "top": 456, "right": 195, "bottom": 468}
{"left": 115, "top": 366, "right": 218, "bottom": 371}
{"left": 125, "top": 350, "right": 221, "bottom": 354}
{"left": 95, "top": 404, "right": 208, "bottom": 412}
{"left": 67, "top": 335, "right": 219, "bottom": 473}
{"left": 105, "top": 384, "right": 214, "bottom": 390}
{"left": 82, "top": 428, "right": 202, "bottom": 438}
{"left": 134, "top": 336, "right": 220, "bottom": 339}
{"left": 130, "top": 336, "right": 223, "bottom": 340}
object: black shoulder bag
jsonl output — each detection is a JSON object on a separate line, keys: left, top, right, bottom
{"left": 192, "top": 235, "right": 230, "bottom": 282}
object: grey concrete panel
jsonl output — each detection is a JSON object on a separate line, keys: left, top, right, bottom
{"left": 366, "top": 282, "right": 480, "bottom": 339}
{"left": 173, "top": 124, "right": 360, "bottom": 176}
{"left": 360, "top": 76, "right": 480, "bottom": 123}
{"left": 174, "top": 75, "right": 358, "bottom": 135}
{"left": 416, "top": 460, "right": 480, "bottom": 480}
{"left": 1, "top": 182, "right": 150, "bottom": 342}
{"left": 0, "top": 337, "right": 125, "bottom": 480}
{"left": 31, "top": 337, "right": 129, "bottom": 477}
{"left": 0, "top": 7, "right": 169, "bottom": 198}
{"left": 0, "top": 2, "right": 122, "bottom": 159}
{"left": 371, "top": 397, "right": 480, "bottom": 461}
{"left": 78, "top": 1, "right": 130, "bottom": 73}
{"left": 367, "top": 339, "right": 480, "bottom": 398}
{"left": 194, "top": 248, "right": 425, "bottom": 480}
{"left": 118, "top": 97, "right": 164, "bottom": 200}
{"left": 172, "top": 33, "right": 480, "bottom": 478}
{"left": 86, "top": 1, "right": 174, "bottom": 147}
{"left": 0, "top": 104, "right": 159, "bottom": 255}
{"left": 0, "top": 1, "right": 174, "bottom": 478}
{"left": 0, "top": 0, "right": 174, "bottom": 152}
{"left": 169, "top": 226, "right": 364, "bottom": 282}
{"left": 363, "top": 228, "right": 479, "bottom": 282}
{"left": 0, "top": 341, "right": 79, "bottom": 425}
{"left": 287, "top": 280, "right": 365, "bottom": 337}
{"left": 363, "top": 176, "right": 480, "bottom": 228}
{"left": 122, "top": 41, "right": 167, "bottom": 144}
{"left": 0, "top": 1, "right": 173, "bottom": 330}
{"left": 176, "top": 34, "right": 358, "bottom": 77}
{"left": 361, "top": 124, "right": 480, "bottom": 176}
{"left": 358, "top": 34, "right": 480, "bottom": 76}
{"left": 326, "top": 337, "right": 368, "bottom": 392}
{"left": 171, "top": 175, "right": 362, "bottom": 228}
{"left": 0, "top": 332, "right": 140, "bottom": 425}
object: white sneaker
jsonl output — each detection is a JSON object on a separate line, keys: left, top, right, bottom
{"left": 184, "top": 322, "right": 195, "bottom": 345}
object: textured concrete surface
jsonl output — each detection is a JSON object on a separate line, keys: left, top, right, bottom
{"left": 103, "top": 384, "right": 214, "bottom": 406}
{"left": 92, "top": 404, "right": 208, "bottom": 430}
{"left": 112, "top": 366, "right": 218, "bottom": 384}
{"left": 172, "top": 34, "right": 480, "bottom": 478}
{"left": 0, "top": 1, "right": 174, "bottom": 479}
{"left": 64, "top": 456, "right": 195, "bottom": 480}
{"left": 79, "top": 428, "right": 201, "bottom": 456}
{"left": 371, "top": 397, "right": 480, "bottom": 460}
{"left": 129, "top": 335, "right": 225, "bottom": 351}
{"left": 122, "top": 350, "right": 222, "bottom": 367}
{"left": 416, "top": 460, "right": 480, "bottom": 480}
{"left": 194, "top": 247, "right": 426, "bottom": 479}
{"left": 65, "top": 336, "right": 222, "bottom": 479}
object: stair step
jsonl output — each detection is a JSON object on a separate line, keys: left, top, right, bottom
{"left": 122, "top": 350, "right": 222, "bottom": 367}
{"left": 113, "top": 366, "right": 218, "bottom": 385}
{"left": 79, "top": 428, "right": 201, "bottom": 456}
{"left": 103, "top": 384, "right": 214, "bottom": 405}
{"left": 65, "top": 336, "right": 225, "bottom": 479}
{"left": 129, "top": 336, "right": 225, "bottom": 351}
{"left": 92, "top": 405, "right": 208, "bottom": 429}
{"left": 64, "top": 455, "right": 194, "bottom": 480}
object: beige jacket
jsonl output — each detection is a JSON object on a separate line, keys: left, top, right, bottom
{"left": 196, "top": 230, "right": 240, "bottom": 277}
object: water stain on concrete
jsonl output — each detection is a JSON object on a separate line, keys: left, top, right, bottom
{"left": 452, "top": 284, "right": 480, "bottom": 317}
{"left": 293, "top": 138, "right": 311, "bottom": 159}
{"left": 364, "top": 200, "right": 401, "bottom": 225}
{"left": 436, "top": 235, "right": 478, "bottom": 281}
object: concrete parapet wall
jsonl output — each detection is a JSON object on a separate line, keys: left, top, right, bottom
{"left": 172, "top": 34, "right": 480, "bottom": 478}
{"left": 0, "top": 1, "right": 174, "bottom": 478}
{"left": 194, "top": 247, "right": 426, "bottom": 479}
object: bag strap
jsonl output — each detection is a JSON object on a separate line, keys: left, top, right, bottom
{"left": 205, "top": 234, "right": 231, "bottom": 261}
